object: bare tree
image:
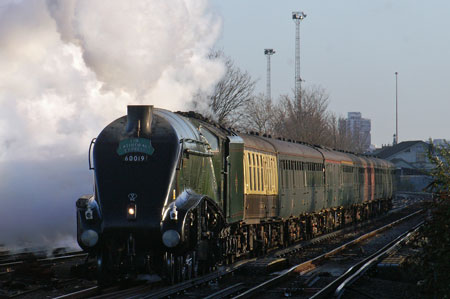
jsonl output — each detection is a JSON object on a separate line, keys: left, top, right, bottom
{"left": 193, "top": 51, "right": 256, "bottom": 126}
{"left": 272, "top": 87, "right": 333, "bottom": 146}
{"left": 236, "top": 93, "right": 276, "bottom": 135}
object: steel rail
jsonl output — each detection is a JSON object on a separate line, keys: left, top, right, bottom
{"left": 232, "top": 209, "right": 423, "bottom": 299}
{"left": 53, "top": 280, "right": 155, "bottom": 299}
{"left": 140, "top": 259, "right": 254, "bottom": 299}
{"left": 0, "top": 251, "right": 86, "bottom": 268}
{"left": 332, "top": 221, "right": 423, "bottom": 298}
{"left": 53, "top": 286, "right": 99, "bottom": 299}
{"left": 204, "top": 282, "right": 246, "bottom": 299}
{"left": 310, "top": 221, "right": 423, "bottom": 299}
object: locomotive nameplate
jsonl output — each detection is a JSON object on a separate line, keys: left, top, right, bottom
{"left": 117, "top": 138, "right": 155, "bottom": 156}
{"left": 117, "top": 138, "right": 154, "bottom": 163}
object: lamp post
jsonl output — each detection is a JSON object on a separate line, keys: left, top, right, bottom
{"left": 395, "top": 72, "right": 398, "bottom": 145}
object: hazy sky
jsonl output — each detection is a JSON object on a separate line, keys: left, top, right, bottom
{"left": 210, "top": 0, "right": 450, "bottom": 146}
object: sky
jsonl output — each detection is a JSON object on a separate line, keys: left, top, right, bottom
{"left": 210, "top": 0, "right": 450, "bottom": 146}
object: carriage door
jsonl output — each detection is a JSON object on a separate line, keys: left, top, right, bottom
{"left": 226, "top": 136, "right": 244, "bottom": 223}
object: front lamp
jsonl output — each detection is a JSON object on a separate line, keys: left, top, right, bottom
{"left": 127, "top": 203, "right": 137, "bottom": 220}
{"left": 80, "top": 229, "right": 98, "bottom": 247}
{"left": 162, "top": 230, "right": 180, "bottom": 248}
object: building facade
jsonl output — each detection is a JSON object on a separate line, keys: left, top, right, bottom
{"left": 341, "top": 112, "right": 371, "bottom": 152}
{"left": 373, "top": 141, "right": 433, "bottom": 192}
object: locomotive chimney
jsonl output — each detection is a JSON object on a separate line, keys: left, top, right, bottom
{"left": 126, "top": 105, "right": 153, "bottom": 137}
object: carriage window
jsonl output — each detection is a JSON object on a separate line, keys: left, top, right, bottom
{"left": 254, "top": 154, "right": 258, "bottom": 191}
{"left": 285, "top": 163, "right": 289, "bottom": 188}
{"left": 251, "top": 154, "right": 255, "bottom": 190}
{"left": 292, "top": 162, "right": 296, "bottom": 188}
{"left": 260, "top": 155, "right": 264, "bottom": 191}
{"left": 248, "top": 153, "right": 252, "bottom": 191}
{"left": 265, "top": 156, "right": 268, "bottom": 191}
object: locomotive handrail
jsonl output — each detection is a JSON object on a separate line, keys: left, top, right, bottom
{"left": 88, "top": 138, "right": 96, "bottom": 170}
{"left": 184, "top": 148, "right": 214, "bottom": 157}
{"left": 176, "top": 140, "right": 184, "bottom": 170}
{"left": 180, "top": 138, "right": 213, "bottom": 157}
{"left": 181, "top": 138, "right": 209, "bottom": 146}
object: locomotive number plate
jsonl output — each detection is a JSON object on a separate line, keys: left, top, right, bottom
{"left": 123, "top": 154, "right": 148, "bottom": 162}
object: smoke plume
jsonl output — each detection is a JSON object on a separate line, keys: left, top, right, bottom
{"left": 0, "top": 0, "right": 223, "bottom": 247}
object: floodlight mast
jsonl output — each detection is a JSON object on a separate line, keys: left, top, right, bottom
{"left": 264, "top": 49, "right": 276, "bottom": 101}
{"left": 292, "top": 11, "right": 306, "bottom": 102}
{"left": 395, "top": 71, "right": 399, "bottom": 144}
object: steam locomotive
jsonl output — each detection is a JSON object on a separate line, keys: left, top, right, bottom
{"left": 76, "top": 105, "right": 394, "bottom": 284}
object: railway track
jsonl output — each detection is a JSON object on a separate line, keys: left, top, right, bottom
{"left": 0, "top": 250, "right": 87, "bottom": 279}
{"left": 143, "top": 208, "right": 422, "bottom": 299}
{"left": 312, "top": 222, "right": 423, "bottom": 298}
{"left": 53, "top": 259, "right": 251, "bottom": 299}
{"left": 56, "top": 206, "right": 422, "bottom": 299}
{"left": 230, "top": 209, "right": 424, "bottom": 298}
{"left": 0, "top": 249, "right": 91, "bottom": 298}
{"left": 0, "top": 203, "right": 424, "bottom": 298}
{"left": 0, "top": 251, "right": 86, "bottom": 269}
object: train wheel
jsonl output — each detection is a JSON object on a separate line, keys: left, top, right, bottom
{"left": 184, "top": 253, "right": 192, "bottom": 280}
{"left": 175, "top": 255, "right": 183, "bottom": 282}
{"left": 191, "top": 251, "right": 199, "bottom": 278}
{"left": 164, "top": 252, "right": 175, "bottom": 284}
{"left": 97, "top": 247, "right": 113, "bottom": 287}
{"left": 184, "top": 251, "right": 197, "bottom": 280}
{"left": 164, "top": 252, "right": 197, "bottom": 283}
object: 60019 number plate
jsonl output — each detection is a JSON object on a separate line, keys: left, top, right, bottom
{"left": 123, "top": 154, "right": 148, "bottom": 162}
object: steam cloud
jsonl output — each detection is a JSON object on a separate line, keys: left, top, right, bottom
{"left": 0, "top": 0, "right": 223, "bottom": 248}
